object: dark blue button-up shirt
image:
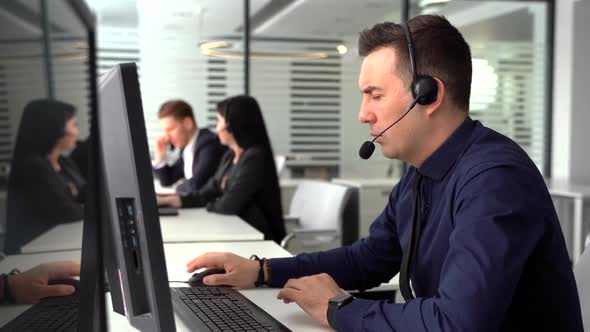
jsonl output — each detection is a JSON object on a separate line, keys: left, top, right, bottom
{"left": 270, "top": 117, "right": 583, "bottom": 331}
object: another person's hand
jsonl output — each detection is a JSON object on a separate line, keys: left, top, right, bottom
{"left": 154, "top": 133, "right": 169, "bottom": 162}
{"left": 156, "top": 193, "right": 181, "bottom": 208}
{"left": 277, "top": 273, "right": 343, "bottom": 327}
{"left": 186, "top": 252, "right": 259, "bottom": 289}
{"left": 8, "top": 261, "right": 80, "bottom": 304}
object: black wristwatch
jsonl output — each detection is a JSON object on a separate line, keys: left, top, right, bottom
{"left": 327, "top": 291, "right": 355, "bottom": 330}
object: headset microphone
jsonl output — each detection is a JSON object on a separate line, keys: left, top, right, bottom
{"left": 358, "top": 97, "right": 419, "bottom": 159}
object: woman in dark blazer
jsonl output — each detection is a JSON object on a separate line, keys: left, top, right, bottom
{"left": 157, "top": 95, "right": 286, "bottom": 243}
{"left": 4, "top": 99, "right": 86, "bottom": 254}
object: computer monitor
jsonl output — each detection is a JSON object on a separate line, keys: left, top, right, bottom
{"left": 0, "top": 0, "right": 107, "bottom": 330}
{"left": 97, "top": 62, "right": 175, "bottom": 331}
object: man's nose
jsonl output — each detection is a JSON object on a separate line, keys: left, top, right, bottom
{"left": 358, "top": 103, "right": 376, "bottom": 124}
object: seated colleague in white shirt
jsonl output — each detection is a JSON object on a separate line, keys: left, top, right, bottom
{"left": 153, "top": 100, "right": 226, "bottom": 195}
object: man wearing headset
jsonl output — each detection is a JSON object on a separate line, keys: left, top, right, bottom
{"left": 184, "top": 15, "right": 583, "bottom": 331}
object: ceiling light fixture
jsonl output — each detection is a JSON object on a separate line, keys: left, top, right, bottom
{"left": 200, "top": 41, "right": 329, "bottom": 60}
{"left": 253, "top": 0, "right": 306, "bottom": 35}
{"left": 336, "top": 45, "right": 348, "bottom": 55}
{"left": 418, "top": 0, "right": 451, "bottom": 7}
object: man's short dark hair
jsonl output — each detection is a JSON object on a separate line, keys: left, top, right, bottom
{"left": 157, "top": 99, "right": 195, "bottom": 123}
{"left": 358, "top": 15, "right": 472, "bottom": 111}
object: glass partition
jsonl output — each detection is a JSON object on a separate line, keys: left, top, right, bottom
{"left": 0, "top": 0, "right": 93, "bottom": 253}
{"left": 248, "top": 0, "right": 404, "bottom": 180}
{"left": 411, "top": 0, "right": 552, "bottom": 175}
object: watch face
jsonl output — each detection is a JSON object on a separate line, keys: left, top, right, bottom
{"left": 330, "top": 292, "right": 353, "bottom": 305}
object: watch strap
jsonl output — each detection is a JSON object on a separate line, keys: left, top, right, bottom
{"left": 327, "top": 292, "right": 354, "bottom": 330}
{"left": 249, "top": 254, "right": 268, "bottom": 288}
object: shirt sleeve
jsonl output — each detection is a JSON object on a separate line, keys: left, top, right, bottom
{"left": 334, "top": 164, "right": 548, "bottom": 332}
{"left": 153, "top": 158, "right": 183, "bottom": 187}
{"left": 180, "top": 177, "right": 221, "bottom": 208}
{"left": 179, "top": 143, "right": 224, "bottom": 194}
{"left": 268, "top": 182, "right": 404, "bottom": 291}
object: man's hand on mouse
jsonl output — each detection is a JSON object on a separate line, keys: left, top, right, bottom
{"left": 8, "top": 261, "right": 80, "bottom": 304}
{"left": 186, "top": 252, "right": 258, "bottom": 288}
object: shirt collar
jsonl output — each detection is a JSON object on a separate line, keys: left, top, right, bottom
{"left": 183, "top": 128, "right": 199, "bottom": 154}
{"left": 418, "top": 116, "right": 477, "bottom": 181}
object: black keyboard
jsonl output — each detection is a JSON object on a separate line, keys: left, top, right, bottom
{"left": 171, "top": 287, "right": 291, "bottom": 332}
{"left": 0, "top": 292, "right": 79, "bottom": 332}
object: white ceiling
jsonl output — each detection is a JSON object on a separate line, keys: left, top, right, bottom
{"left": 0, "top": 0, "right": 542, "bottom": 43}
{"left": 84, "top": 0, "right": 399, "bottom": 37}
{"left": 249, "top": 0, "right": 400, "bottom": 39}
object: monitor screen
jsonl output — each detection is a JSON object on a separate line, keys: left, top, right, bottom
{"left": 97, "top": 62, "right": 175, "bottom": 331}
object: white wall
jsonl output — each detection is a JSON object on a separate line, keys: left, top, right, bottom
{"left": 569, "top": 0, "right": 590, "bottom": 183}
{"left": 552, "top": 0, "right": 590, "bottom": 183}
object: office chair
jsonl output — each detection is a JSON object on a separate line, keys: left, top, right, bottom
{"left": 574, "top": 245, "right": 590, "bottom": 331}
{"left": 280, "top": 180, "right": 351, "bottom": 253}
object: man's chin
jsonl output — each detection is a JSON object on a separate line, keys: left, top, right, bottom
{"left": 380, "top": 145, "right": 398, "bottom": 159}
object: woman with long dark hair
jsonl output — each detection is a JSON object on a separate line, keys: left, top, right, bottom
{"left": 4, "top": 99, "right": 86, "bottom": 254}
{"left": 157, "top": 95, "right": 286, "bottom": 243}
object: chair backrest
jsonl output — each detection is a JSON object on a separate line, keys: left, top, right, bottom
{"left": 574, "top": 247, "right": 590, "bottom": 331}
{"left": 289, "top": 180, "right": 351, "bottom": 231}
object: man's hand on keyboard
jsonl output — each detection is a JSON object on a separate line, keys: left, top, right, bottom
{"left": 8, "top": 261, "right": 80, "bottom": 304}
{"left": 277, "top": 273, "right": 343, "bottom": 328}
{"left": 186, "top": 252, "right": 259, "bottom": 288}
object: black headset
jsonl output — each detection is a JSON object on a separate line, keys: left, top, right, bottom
{"left": 401, "top": 23, "right": 438, "bottom": 105}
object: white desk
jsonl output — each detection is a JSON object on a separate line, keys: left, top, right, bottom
{"left": 0, "top": 241, "right": 331, "bottom": 331}
{"left": 21, "top": 208, "right": 264, "bottom": 254}
{"left": 546, "top": 178, "right": 590, "bottom": 262}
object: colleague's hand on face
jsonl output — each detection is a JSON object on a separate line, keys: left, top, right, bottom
{"left": 156, "top": 194, "right": 181, "bottom": 208}
{"left": 154, "top": 133, "right": 169, "bottom": 162}
{"left": 186, "top": 252, "right": 259, "bottom": 289}
{"left": 8, "top": 261, "right": 80, "bottom": 304}
{"left": 277, "top": 273, "right": 343, "bottom": 328}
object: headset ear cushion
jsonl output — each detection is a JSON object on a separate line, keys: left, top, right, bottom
{"left": 413, "top": 75, "right": 438, "bottom": 105}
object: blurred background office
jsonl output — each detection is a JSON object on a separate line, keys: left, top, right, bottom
{"left": 1, "top": 0, "right": 589, "bottom": 260}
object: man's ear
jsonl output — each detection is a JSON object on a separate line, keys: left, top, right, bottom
{"left": 182, "top": 116, "right": 194, "bottom": 130}
{"left": 425, "top": 77, "right": 445, "bottom": 116}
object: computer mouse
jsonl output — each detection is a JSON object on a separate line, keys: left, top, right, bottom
{"left": 188, "top": 268, "right": 226, "bottom": 287}
{"left": 48, "top": 278, "right": 80, "bottom": 290}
